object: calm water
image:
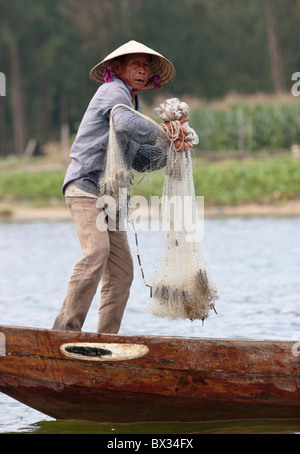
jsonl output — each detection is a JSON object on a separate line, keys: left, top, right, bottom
{"left": 0, "top": 215, "right": 299, "bottom": 434}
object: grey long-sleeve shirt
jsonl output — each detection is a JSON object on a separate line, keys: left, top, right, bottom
{"left": 62, "top": 77, "right": 167, "bottom": 196}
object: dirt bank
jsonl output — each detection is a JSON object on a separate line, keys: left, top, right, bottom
{"left": 1, "top": 199, "right": 300, "bottom": 222}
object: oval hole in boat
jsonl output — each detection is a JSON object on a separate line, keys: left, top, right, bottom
{"left": 65, "top": 345, "right": 112, "bottom": 357}
{"left": 60, "top": 342, "right": 149, "bottom": 361}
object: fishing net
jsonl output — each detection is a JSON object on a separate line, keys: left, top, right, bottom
{"left": 98, "top": 103, "right": 169, "bottom": 221}
{"left": 98, "top": 99, "right": 218, "bottom": 323}
{"left": 149, "top": 98, "right": 218, "bottom": 322}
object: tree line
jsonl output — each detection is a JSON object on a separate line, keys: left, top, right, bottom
{"left": 0, "top": 0, "right": 299, "bottom": 156}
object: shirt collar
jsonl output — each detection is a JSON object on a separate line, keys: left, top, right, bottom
{"left": 113, "top": 76, "right": 140, "bottom": 109}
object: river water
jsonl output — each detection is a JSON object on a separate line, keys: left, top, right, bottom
{"left": 0, "top": 215, "right": 299, "bottom": 434}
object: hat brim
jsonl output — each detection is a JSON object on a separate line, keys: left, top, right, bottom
{"left": 90, "top": 40, "right": 176, "bottom": 90}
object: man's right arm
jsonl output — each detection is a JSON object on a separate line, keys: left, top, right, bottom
{"left": 112, "top": 104, "right": 159, "bottom": 146}
{"left": 100, "top": 81, "right": 165, "bottom": 146}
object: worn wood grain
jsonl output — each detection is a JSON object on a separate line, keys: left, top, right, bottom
{"left": 0, "top": 325, "right": 299, "bottom": 423}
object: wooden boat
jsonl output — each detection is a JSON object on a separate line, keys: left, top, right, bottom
{"left": 0, "top": 324, "right": 299, "bottom": 423}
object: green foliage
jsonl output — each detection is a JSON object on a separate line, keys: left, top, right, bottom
{"left": 192, "top": 157, "right": 300, "bottom": 205}
{"left": 1, "top": 0, "right": 300, "bottom": 154}
{"left": 0, "top": 171, "right": 64, "bottom": 205}
{"left": 0, "top": 156, "right": 299, "bottom": 207}
{"left": 133, "top": 156, "right": 300, "bottom": 206}
{"left": 190, "top": 102, "right": 300, "bottom": 151}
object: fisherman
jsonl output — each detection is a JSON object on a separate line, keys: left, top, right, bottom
{"left": 52, "top": 40, "right": 189, "bottom": 334}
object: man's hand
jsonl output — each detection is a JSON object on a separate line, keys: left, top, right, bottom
{"left": 161, "top": 117, "right": 193, "bottom": 151}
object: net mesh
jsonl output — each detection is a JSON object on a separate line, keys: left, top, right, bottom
{"left": 98, "top": 99, "right": 218, "bottom": 323}
{"left": 98, "top": 103, "right": 168, "bottom": 218}
{"left": 149, "top": 98, "right": 218, "bottom": 322}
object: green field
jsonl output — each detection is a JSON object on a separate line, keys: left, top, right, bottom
{"left": 1, "top": 153, "right": 299, "bottom": 207}
{"left": 189, "top": 101, "right": 300, "bottom": 152}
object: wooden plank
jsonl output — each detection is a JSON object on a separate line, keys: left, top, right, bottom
{"left": 0, "top": 324, "right": 299, "bottom": 423}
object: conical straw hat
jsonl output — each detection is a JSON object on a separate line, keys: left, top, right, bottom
{"left": 90, "top": 40, "right": 175, "bottom": 90}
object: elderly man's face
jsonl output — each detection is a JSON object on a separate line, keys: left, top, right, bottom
{"left": 114, "top": 53, "right": 152, "bottom": 92}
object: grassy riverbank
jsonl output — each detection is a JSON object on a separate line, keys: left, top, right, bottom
{"left": 133, "top": 153, "right": 300, "bottom": 206}
{"left": 1, "top": 152, "right": 300, "bottom": 210}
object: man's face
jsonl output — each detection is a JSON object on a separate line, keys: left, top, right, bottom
{"left": 114, "top": 53, "right": 152, "bottom": 91}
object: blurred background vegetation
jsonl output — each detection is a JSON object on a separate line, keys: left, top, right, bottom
{"left": 0, "top": 0, "right": 299, "bottom": 208}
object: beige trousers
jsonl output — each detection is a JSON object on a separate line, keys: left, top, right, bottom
{"left": 52, "top": 197, "right": 134, "bottom": 333}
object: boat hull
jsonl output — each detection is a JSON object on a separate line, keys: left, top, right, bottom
{"left": 0, "top": 325, "right": 299, "bottom": 423}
